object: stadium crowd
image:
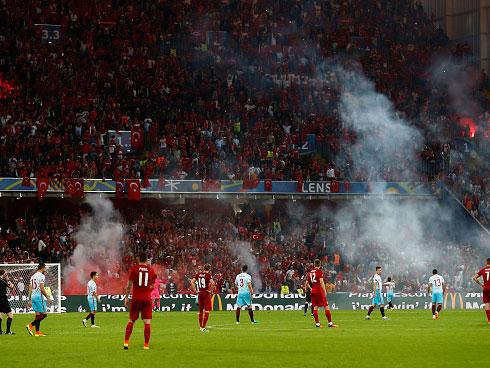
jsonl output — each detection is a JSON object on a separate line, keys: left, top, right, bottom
{"left": 0, "top": 199, "right": 485, "bottom": 295}
{"left": 0, "top": 0, "right": 489, "bottom": 292}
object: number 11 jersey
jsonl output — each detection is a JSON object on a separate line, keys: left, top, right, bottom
{"left": 129, "top": 264, "right": 157, "bottom": 302}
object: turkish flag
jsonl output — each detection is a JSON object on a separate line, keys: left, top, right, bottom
{"left": 37, "top": 178, "right": 49, "bottom": 200}
{"left": 126, "top": 179, "right": 141, "bottom": 201}
{"left": 252, "top": 231, "right": 264, "bottom": 241}
{"left": 330, "top": 180, "right": 339, "bottom": 193}
{"left": 202, "top": 179, "right": 221, "bottom": 192}
{"left": 344, "top": 180, "right": 350, "bottom": 193}
{"left": 22, "top": 177, "right": 31, "bottom": 187}
{"left": 264, "top": 179, "right": 272, "bottom": 192}
{"left": 64, "top": 178, "right": 84, "bottom": 197}
{"left": 115, "top": 180, "right": 125, "bottom": 199}
{"left": 131, "top": 124, "right": 143, "bottom": 150}
{"left": 157, "top": 175, "right": 166, "bottom": 189}
{"left": 296, "top": 180, "right": 303, "bottom": 193}
{"left": 242, "top": 178, "right": 259, "bottom": 189}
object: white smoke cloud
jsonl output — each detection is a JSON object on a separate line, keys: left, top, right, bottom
{"left": 228, "top": 240, "right": 263, "bottom": 292}
{"left": 64, "top": 196, "right": 126, "bottom": 288}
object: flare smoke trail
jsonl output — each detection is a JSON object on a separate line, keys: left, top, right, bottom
{"left": 64, "top": 196, "right": 126, "bottom": 292}
{"left": 228, "top": 240, "right": 263, "bottom": 292}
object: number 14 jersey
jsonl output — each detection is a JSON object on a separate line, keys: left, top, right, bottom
{"left": 129, "top": 264, "right": 157, "bottom": 302}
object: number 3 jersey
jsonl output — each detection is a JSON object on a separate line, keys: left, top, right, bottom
{"left": 235, "top": 272, "right": 252, "bottom": 294}
{"left": 194, "top": 272, "right": 213, "bottom": 296}
{"left": 128, "top": 264, "right": 157, "bottom": 301}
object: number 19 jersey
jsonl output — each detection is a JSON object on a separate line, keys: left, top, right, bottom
{"left": 194, "top": 272, "right": 212, "bottom": 296}
{"left": 129, "top": 264, "right": 156, "bottom": 302}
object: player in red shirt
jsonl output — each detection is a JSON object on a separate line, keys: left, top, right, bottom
{"left": 123, "top": 252, "right": 157, "bottom": 350}
{"left": 190, "top": 264, "right": 215, "bottom": 332}
{"left": 305, "top": 259, "right": 337, "bottom": 328}
{"left": 472, "top": 257, "right": 490, "bottom": 323}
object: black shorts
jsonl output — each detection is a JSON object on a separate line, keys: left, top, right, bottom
{"left": 0, "top": 299, "right": 11, "bottom": 314}
{"left": 305, "top": 290, "right": 311, "bottom": 303}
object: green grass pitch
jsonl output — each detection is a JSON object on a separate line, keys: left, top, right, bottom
{"left": 0, "top": 310, "right": 488, "bottom": 367}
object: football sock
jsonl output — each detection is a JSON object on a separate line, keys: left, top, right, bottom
{"left": 311, "top": 305, "right": 314, "bottom": 314}
{"left": 156, "top": 300, "right": 160, "bottom": 309}
{"left": 380, "top": 307, "right": 385, "bottom": 317}
{"left": 0, "top": 318, "right": 2, "bottom": 331}
{"left": 388, "top": 302, "right": 394, "bottom": 309}
{"left": 144, "top": 324, "right": 151, "bottom": 345}
{"left": 431, "top": 305, "right": 436, "bottom": 315}
{"left": 236, "top": 308, "right": 241, "bottom": 322}
{"left": 6, "top": 317, "right": 12, "bottom": 332}
{"left": 325, "top": 310, "right": 332, "bottom": 323}
{"left": 199, "top": 311, "right": 203, "bottom": 328}
{"left": 367, "top": 306, "right": 374, "bottom": 316}
{"left": 202, "top": 312, "right": 209, "bottom": 328}
{"left": 436, "top": 305, "right": 442, "bottom": 313}
{"left": 91, "top": 314, "right": 95, "bottom": 325}
{"left": 304, "top": 303, "right": 308, "bottom": 314}
{"left": 248, "top": 308, "right": 254, "bottom": 322}
{"left": 313, "top": 309, "right": 319, "bottom": 324}
{"left": 85, "top": 313, "right": 92, "bottom": 321}
{"left": 485, "top": 309, "right": 490, "bottom": 322}
{"left": 125, "top": 321, "right": 134, "bottom": 342}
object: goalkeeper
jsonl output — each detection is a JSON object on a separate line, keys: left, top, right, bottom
{"left": 0, "top": 270, "right": 15, "bottom": 334}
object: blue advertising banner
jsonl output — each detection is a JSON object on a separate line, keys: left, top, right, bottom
{"left": 0, "top": 178, "right": 432, "bottom": 196}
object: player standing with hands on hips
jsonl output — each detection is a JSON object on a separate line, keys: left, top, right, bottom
{"left": 0, "top": 270, "right": 15, "bottom": 334}
{"left": 190, "top": 264, "right": 215, "bottom": 332}
{"left": 305, "top": 259, "right": 337, "bottom": 328}
{"left": 472, "top": 257, "right": 490, "bottom": 323}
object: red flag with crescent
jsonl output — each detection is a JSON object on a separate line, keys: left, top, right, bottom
{"left": 126, "top": 179, "right": 141, "bottom": 201}
{"left": 37, "top": 178, "right": 49, "bottom": 200}
{"left": 72, "top": 178, "right": 84, "bottom": 197}
{"left": 131, "top": 124, "right": 143, "bottom": 150}
{"left": 115, "top": 180, "right": 125, "bottom": 199}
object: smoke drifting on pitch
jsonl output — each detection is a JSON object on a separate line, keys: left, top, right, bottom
{"left": 64, "top": 196, "right": 126, "bottom": 290}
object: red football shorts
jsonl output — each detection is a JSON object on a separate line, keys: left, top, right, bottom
{"left": 483, "top": 289, "right": 490, "bottom": 304}
{"left": 129, "top": 299, "right": 152, "bottom": 321}
{"left": 311, "top": 291, "right": 328, "bottom": 307}
{"left": 198, "top": 293, "right": 212, "bottom": 312}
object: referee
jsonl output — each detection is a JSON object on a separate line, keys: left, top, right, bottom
{"left": 0, "top": 270, "right": 15, "bottom": 335}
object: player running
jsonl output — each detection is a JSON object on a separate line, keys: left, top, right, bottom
{"left": 0, "top": 270, "right": 15, "bottom": 335}
{"left": 428, "top": 269, "right": 445, "bottom": 320}
{"left": 384, "top": 277, "right": 395, "bottom": 310}
{"left": 472, "top": 257, "right": 490, "bottom": 323}
{"left": 123, "top": 252, "right": 157, "bottom": 350}
{"left": 83, "top": 271, "right": 100, "bottom": 328}
{"left": 305, "top": 259, "right": 337, "bottom": 328}
{"left": 190, "top": 264, "right": 215, "bottom": 332}
{"left": 366, "top": 266, "right": 388, "bottom": 320}
{"left": 26, "top": 263, "right": 51, "bottom": 336}
{"left": 235, "top": 265, "right": 256, "bottom": 324}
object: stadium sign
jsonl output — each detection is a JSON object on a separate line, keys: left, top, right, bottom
{"left": 58, "top": 292, "right": 486, "bottom": 313}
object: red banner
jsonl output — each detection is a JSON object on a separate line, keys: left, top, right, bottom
{"left": 242, "top": 178, "right": 259, "bottom": 189}
{"left": 65, "top": 178, "right": 84, "bottom": 197}
{"left": 115, "top": 180, "right": 125, "bottom": 199}
{"left": 126, "top": 179, "right": 141, "bottom": 201}
{"left": 202, "top": 179, "right": 220, "bottom": 192}
{"left": 131, "top": 124, "right": 143, "bottom": 150}
{"left": 264, "top": 179, "right": 272, "bottom": 192}
{"left": 22, "top": 177, "right": 31, "bottom": 187}
{"left": 37, "top": 178, "right": 49, "bottom": 199}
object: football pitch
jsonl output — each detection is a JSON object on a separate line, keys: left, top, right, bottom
{"left": 1, "top": 310, "right": 488, "bottom": 368}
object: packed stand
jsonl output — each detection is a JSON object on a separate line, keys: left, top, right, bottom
{"left": 0, "top": 199, "right": 485, "bottom": 295}
{"left": 1, "top": 0, "right": 486, "bottom": 185}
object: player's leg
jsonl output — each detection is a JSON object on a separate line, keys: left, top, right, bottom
{"left": 141, "top": 302, "right": 153, "bottom": 349}
{"left": 198, "top": 299, "right": 204, "bottom": 329}
{"left": 124, "top": 300, "right": 139, "bottom": 349}
{"left": 380, "top": 304, "right": 387, "bottom": 319}
{"left": 201, "top": 296, "right": 211, "bottom": 331}
{"left": 366, "top": 304, "right": 375, "bottom": 319}
{"left": 91, "top": 310, "right": 97, "bottom": 327}
{"left": 6, "top": 311, "right": 14, "bottom": 334}
{"left": 236, "top": 294, "right": 242, "bottom": 323}
{"left": 485, "top": 303, "right": 490, "bottom": 323}
{"left": 324, "top": 302, "right": 337, "bottom": 327}
{"left": 0, "top": 312, "right": 3, "bottom": 334}
{"left": 483, "top": 290, "right": 490, "bottom": 323}
{"left": 245, "top": 293, "right": 255, "bottom": 323}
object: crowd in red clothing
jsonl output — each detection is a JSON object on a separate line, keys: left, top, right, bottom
{"left": 0, "top": 198, "right": 485, "bottom": 295}
{"left": 0, "top": 0, "right": 488, "bottom": 185}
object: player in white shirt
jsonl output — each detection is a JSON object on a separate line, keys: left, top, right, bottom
{"left": 366, "top": 266, "right": 389, "bottom": 320}
{"left": 428, "top": 269, "right": 445, "bottom": 320}
{"left": 26, "top": 263, "right": 51, "bottom": 337}
{"left": 383, "top": 277, "right": 395, "bottom": 310}
{"left": 235, "top": 265, "right": 256, "bottom": 324}
{"left": 83, "top": 272, "right": 100, "bottom": 328}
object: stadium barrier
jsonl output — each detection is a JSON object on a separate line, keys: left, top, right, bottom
{"left": 23, "top": 292, "right": 484, "bottom": 313}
